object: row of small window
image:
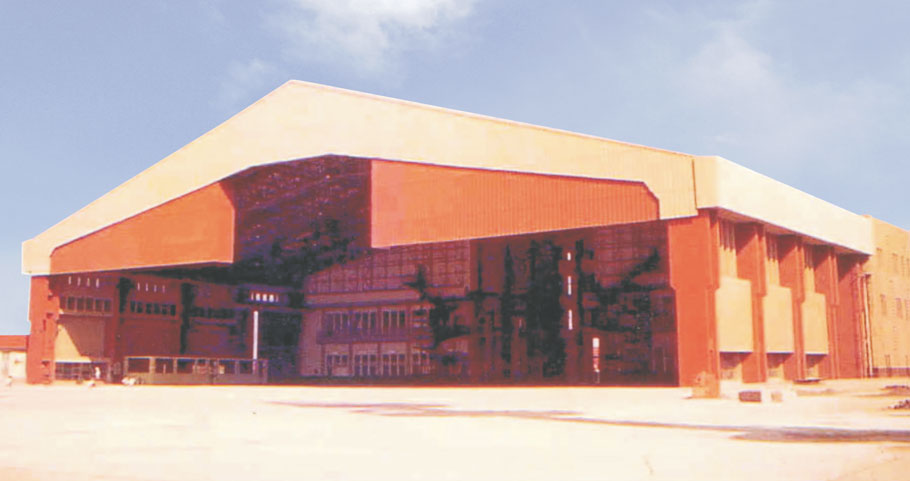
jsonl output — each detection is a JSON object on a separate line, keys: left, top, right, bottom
{"left": 63, "top": 297, "right": 112, "bottom": 313}
{"left": 127, "top": 302, "right": 238, "bottom": 320}
{"left": 135, "top": 282, "right": 167, "bottom": 294}
{"left": 882, "top": 296, "right": 910, "bottom": 320}
{"left": 322, "top": 309, "right": 426, "bottom": 335}
{"left": 126, "top": 358, "right": 257, "bottom": 375}
{"left": 54, "top": 362, "right": 106, "bottom": 380}
{"left": 129, "top": 301, "right": 177, "bottom": 317}
{"left": 898, "top": 254, "right": 910, "bottom": 278}
{"left": 248, "top": 291, "right": 281, "bottom": 304}
{"left": 66, "top": 276, "right": 103, "bottom": 289}
{"left": 879, "top": 250, "right": 910, "bottom": 278}
{"left": 326, "top": 352, "right": 431, "bottom": 376}
{"left": 187, "top": 306, "right": 236, "bottom": 320}
{"left": 308, "top": 274, "right": 468, "bottom": 294}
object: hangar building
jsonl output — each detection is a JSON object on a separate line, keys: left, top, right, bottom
{"left": 21, "top": 81, "right": 910, "bottom": 386}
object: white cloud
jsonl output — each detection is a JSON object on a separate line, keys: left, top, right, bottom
{"left": 673, "top": 2, "right": 898, "bottom": 175}
{"left": 268, "top": 0, "right": 478, "bottom": 72}
{"left": 216, "top": 58, "right": 279, "bottom": 111}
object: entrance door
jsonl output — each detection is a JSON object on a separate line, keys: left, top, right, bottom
{"left": 258, "top": 311, "right": 301, "bottom": 382}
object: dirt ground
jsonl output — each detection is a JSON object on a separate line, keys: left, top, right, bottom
{"left": 1, "top": 379, "right": 909, "bottom": 480}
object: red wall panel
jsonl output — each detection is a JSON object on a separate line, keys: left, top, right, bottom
{"left": 371, "top": 161, "right": 659, "bottom": 247}
{"left": 50, "top": 183, "right": 235, "bottom": 273}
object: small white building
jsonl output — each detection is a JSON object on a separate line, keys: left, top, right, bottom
{"left": 0, "top": 335, "right": 28, "bottom": 380}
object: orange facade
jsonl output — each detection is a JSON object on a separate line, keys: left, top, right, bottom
{"left": 50, "top": 183, "right": 235, "bottom": 274}
{"left": 371, "top": 160, "right": 660, "bottom": 247}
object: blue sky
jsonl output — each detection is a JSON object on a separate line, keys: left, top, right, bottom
{"left": 2, "top": 1, "right": 909, "bottom": 334}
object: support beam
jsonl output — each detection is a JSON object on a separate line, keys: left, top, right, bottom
{"left": 735, "top": 223, "right": 768, "bottom": 383}
{"left": 814, "top": 246, "right": 840, "bottom": 378}
{"left": 667, "top": 211, "right": 720, "bottom": 387}
{"left": 27, "top": 276, "right": 57, "bottom": 384}
{"left": 836, "top": 255, "right": 866, "bottom": 378}
{"left": 778, "top": 236, "right": 806, "bottom": 380}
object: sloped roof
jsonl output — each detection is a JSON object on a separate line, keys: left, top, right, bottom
{"left": 0, "top": 335, "right": 27, "bottom": 351}
{"left": 22, "top": 81, "right": 699, "bottom": 274}
{"left": 22, "top": 80, "right": 874, "bottom": 275}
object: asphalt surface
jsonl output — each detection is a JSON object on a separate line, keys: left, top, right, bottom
{"left": 1, "top": 379, "right": 909, "bottom": 480}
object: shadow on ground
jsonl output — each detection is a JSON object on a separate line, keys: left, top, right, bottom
{"left": 271, "top": 401, "right": 910, "bottom": 444}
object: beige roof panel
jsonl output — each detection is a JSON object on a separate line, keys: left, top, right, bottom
{"left": 23, "top": 80, "right": 699, "bottom": 274}
{"left": 694, "top": 155, "right": 874, "bottom": 254}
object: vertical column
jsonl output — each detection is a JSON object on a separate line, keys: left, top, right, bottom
{"left": 735, "top": 223, "right": 768, "bottom": 383}
{"left": 105, "top": 276, "right": 125, "bottom": 382}
{"left": 667, "top": 211, "right": 720, "bottom": 387}
{"left": 814, "top": 246, "right": 839, "bottom": 378}
{"left": 348, "top": 340, "right": 354, "bottom": 379}
{"left": 778, "top": 236, "right": 806, "bottom": 380}
{"left": 27, "top": 276, "right": 58, "bottom": 384}
{"left": 836, "top": 255, "right": 866, "bottom": 378}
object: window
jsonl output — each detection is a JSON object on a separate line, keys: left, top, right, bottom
{"left": 127, "top": 358, "right": 151, "bottom": 374}
{"left": 219, "top": 360, "right": 235, "bottom": 374}
{"left": 155, "top": 359, "right": 174, "bottom": 374}
{"left": 238, "top": 361, "right": 253, "bottom": 374}
{"left": 176, "top": 359, "right": 194, "bottom": 373}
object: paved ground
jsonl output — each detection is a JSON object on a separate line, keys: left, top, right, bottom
{"left": 1, "top": 379, "right": 910, "bottom": 480}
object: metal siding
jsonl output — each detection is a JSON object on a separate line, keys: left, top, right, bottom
{"left": 371, "top": 161, "right": 660, "bottom": 247}
{"left": 49, "top": 183, "right": 235, "bottom": 274}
